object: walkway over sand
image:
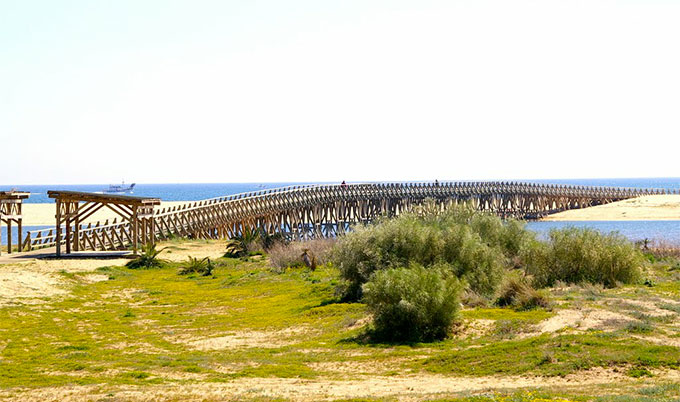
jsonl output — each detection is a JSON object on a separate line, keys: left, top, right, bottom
{"left": 10, "top": 181, "right": 676, "bottom": 254}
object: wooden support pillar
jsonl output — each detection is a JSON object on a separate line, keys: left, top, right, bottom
{"left": 55, "top": 200, "right": 62, "bottom": 257}
{"left": 17, "top": 202, "right": 23, "bottom": 253}
{"left": 132, "top": 205, "right": 139, "bottom": 255}
{"left": 150, "top": 216, "right": 156, "bottom": 245}
{"left": 65, "top": 203, "right": 71, "bottom": 255}
{"left": 6, "top": 220, "right": 11, "bottom": 254}
{"left": 74, "top": 203, "right": 80, "bottom": 252}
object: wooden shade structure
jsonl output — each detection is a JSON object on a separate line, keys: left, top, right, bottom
{"left": 47, "top": 191, "right": 160, "bottom": 257}
{"left": 0, "top": 191, "right": 30, "bottom": 255}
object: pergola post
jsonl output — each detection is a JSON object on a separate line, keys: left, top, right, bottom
{"left": 56, "top": 200, "right": 62, "bottom": 257}
{"left": 132, "top": 205, "right": 139, "bottom": 255}
{"left": 0, "top": 191, "right": 30, "bottom": 255}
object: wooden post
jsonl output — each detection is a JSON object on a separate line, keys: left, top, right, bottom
{"left": 132, "top": 206, "right": 139, "bottom": 255}
{"left": 7, "top": 220, "right": 11, "bottom": 254}
{"left": 56, "top": 200, "right": 62, "bottom": 257}
{"left": 17, "top": 216, "right": 22, "bottom": 253}
{"left": 73, "top": 203, "right": 80, "bottom": 252}
{"left": 150, "top": 216, "right": 156, "bottom": 245}
{"left": 65, "top": 202, "right": 71, "bottom": 255}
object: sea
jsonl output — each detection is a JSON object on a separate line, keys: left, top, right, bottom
{"left": 2, "top": 178, "right": 680, "bottom": 246}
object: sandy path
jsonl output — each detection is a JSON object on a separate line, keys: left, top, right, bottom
{"left": 20, "top": 201, "right": 191, "bottom": 226}
{"left": 0, "top": 367, "right": 674, "bottom": 401}
{"left": 0, "top": 240, "right": 225, "bottom": 305}
{"left": 544, "top": 194, "right": 680, "bottom": 221}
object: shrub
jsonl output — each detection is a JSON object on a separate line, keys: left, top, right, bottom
{"left": 126, "top": 243, "right": 167, "bottom": 269}
{"left": 362, "top": 263, "right": 463, "bottom": 342}
{"left": 226, "top": 228, "right": 288, "bottom": 258}
{"left": 496, "top": 273, "right": 550, "bottom": 311}
{"left": 332, "top": 206, "right": 512, "bottom": 300}
{"left": 268, "top": 238, "right": 336, "bottom": 271}
{"left": 225, "top": 227, "right": 261, "bottom": 258}
{"left": 461, "top": 290, "right": 489, "bottom": 308}
{"left": 523, "top": 227, "right": 644, "bottom": 288}
{"left": 178, "top": 257, "right": 214, "bottom": 276}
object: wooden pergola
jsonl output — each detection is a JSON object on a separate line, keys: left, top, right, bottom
{"left": 0, "top": 191, "right": 30, "bottom": 255}
{"left": 47, "top": 191, "right": 160, "bottom": 257}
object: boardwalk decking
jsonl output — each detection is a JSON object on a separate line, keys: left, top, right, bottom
{"left": 16, "top": 181, "right": 671, "bottom": 253}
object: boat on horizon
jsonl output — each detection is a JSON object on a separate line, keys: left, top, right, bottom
{"left": 103, "top": 182, "right": 136, "bottom": 194}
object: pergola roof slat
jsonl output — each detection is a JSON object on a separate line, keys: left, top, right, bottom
{"left": 47, "top": 191, "right": 160, "bottom": 206}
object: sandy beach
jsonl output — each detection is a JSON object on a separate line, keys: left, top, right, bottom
{"left": 544, "top": 194, "right": 680, "bottom": 221}
{"left": 20, "top": 201, "right": 190, "bottom": 226}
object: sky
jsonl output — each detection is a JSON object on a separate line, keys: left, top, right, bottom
{"left": 1, "top": 0, "right": 679, "bottom": 185}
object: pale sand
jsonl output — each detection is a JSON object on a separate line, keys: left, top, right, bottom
{"left": 20, "top": 201, "right": 191, "bottom": 226}
{"left": 0, "top": 240, "right": 226, "bottom": 305}
{"left": 544, "top": 194, "right": 680, "bottom": 221}
{"left": 1, "top": 367, "right": 677, "bottom": 401}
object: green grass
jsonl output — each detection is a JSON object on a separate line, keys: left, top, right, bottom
{"left": 422, "top": 332, "right": 680, "bottom": 377}
{"left": 0, "top": 257, "right": 369, "bottom": 388}
{"left": 3, "top": 240, "right": 680, "bottom": 400}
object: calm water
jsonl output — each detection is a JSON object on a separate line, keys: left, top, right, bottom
{"left": 2, "top": 178, "right": 680, "bottom": 245}
{"left": 525, "top": 221, "right": 680, "bottom": 243}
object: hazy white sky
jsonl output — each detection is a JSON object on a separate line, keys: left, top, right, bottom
{"left": 1, "top": 0, "right": 679, "bottom": 184}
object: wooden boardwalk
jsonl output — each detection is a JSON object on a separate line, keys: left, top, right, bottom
{"left": 15, "top": 181, "right": 673, "bottom": 253}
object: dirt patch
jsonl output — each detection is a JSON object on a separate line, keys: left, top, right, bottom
{"left": 174, "top": 327, "right": 311, "bottom": 350}
{"left": 457, "top": 318, "right": 495, "bottom": 338}
{"left": 0, "top": 268, "right": 67, "bottom": 305}
{"left": 0, "top": 256, "right": 126, "bottom": 305}
{"left": 532, "top": 308, "right": 634, "bottom": 334}
{"left": 159, "top": 240, "right": 227, "bottom": 262}
{"left": 1, "top": 367, "right": 670, "bottom": 401}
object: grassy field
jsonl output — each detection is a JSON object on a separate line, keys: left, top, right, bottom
{"left": 2, "top": 240, "right": 680, "bottom": 401}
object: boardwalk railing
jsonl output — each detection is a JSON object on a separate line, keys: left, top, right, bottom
{"left": 18, "top": 181, "right": 676, "bottom": 252}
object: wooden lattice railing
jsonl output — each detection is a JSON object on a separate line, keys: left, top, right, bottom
{"left": 19, "top": 181, "right": 676, "bottom": 252}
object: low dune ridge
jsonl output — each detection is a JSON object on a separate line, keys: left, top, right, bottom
{"left": 544, "top": 194, "right": 680, "bottom": 221}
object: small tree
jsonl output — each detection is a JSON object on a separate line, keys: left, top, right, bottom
{"left": 362, "top": 263, "right": 463, "bottom": 342}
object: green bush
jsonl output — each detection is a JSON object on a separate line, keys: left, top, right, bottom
{"left": 332, "top": 205, "right": 523, "bottom": 300}
{"left": 362, "top": 263, "right": 462, "bottom": 342}
{"left": 126, "top": 243, "right": 167, "bottom": 269}
{"left": 496, "top": 272, "right": 551, "bottom": 311}
{"left": 523, "top": 227, "right": 644, "bottom": 288}
{"left": 178, "top": 257, "right": 214, "bottom": 276}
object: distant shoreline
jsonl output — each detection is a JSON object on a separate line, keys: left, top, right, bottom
{"left": 542, "top": 195, "right": 680, "bottom": 222}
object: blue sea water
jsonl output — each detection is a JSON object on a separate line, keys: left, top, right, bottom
{"left": 525, "top": 221, "right": 680, "bottom": 243}
{"left": 2, "top": 178, "right": 680, "bottom": 246}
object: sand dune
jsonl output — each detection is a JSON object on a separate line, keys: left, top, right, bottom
{"left": 544, "top": 194, "right": 680, "bottom": 221}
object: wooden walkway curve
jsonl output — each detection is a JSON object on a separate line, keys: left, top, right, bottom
{"left": 17, "top": 181, "right": 674, "bottom": 253}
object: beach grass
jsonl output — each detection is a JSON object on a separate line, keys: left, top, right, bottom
{"left": 1, "top": 240, "right": 680, "bottom": 400}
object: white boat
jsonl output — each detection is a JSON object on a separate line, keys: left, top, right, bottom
{"left": 103, "top": 182, "right": 136, "bottom": 194}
